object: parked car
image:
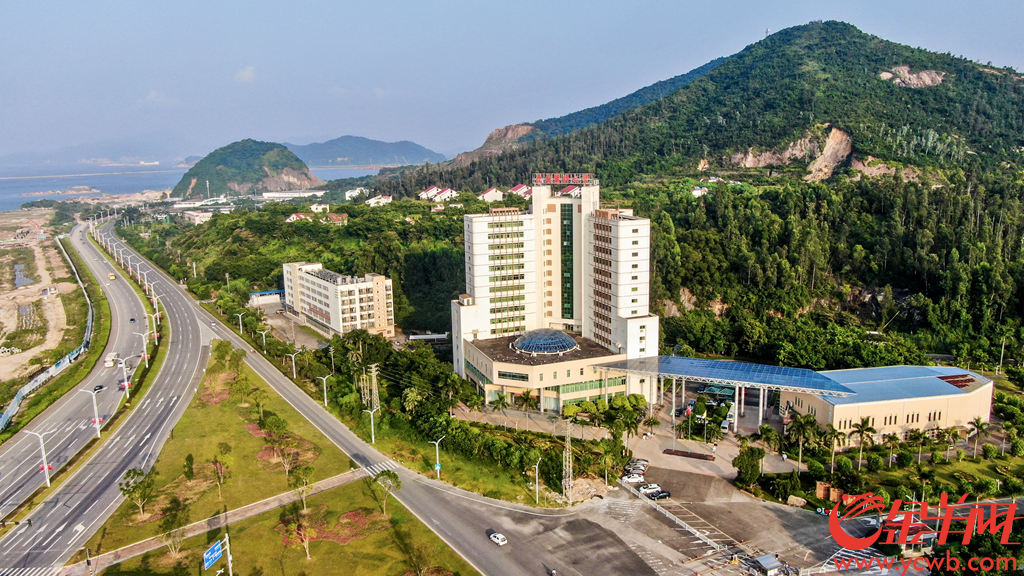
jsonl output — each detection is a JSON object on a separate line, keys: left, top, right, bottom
{"left": 638, "top": 484, "right": 662, "bottom": 495}
{"left": 687, "top": 399, "right": 696, "bottom": 410}
{"left": 649, "top": 490, "right": 671, "bottom": 500}
{"left": 489, "top": 532, "right": 507, "bottom": 546}
{"left": 720, "top": 420, "right": 730, "bottom": 433}
{"left": 625, "top": 467, "right": 647, "bottom": 476}
{"left": 630, "top": 459, "right": 649, "bottom": 465}
{"left": 674, "top": 408, "right": 685, "bottom": 417}
{"left": 622, "top": 473, "right": 645, "bottom": 483}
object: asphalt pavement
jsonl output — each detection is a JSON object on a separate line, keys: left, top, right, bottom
{"left": 0, "top": 221, "right": 207, "bottom": 572}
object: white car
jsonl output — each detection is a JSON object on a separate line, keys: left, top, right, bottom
{"left": 629, "top": 459, "right": 649, "bottom": 465}
{"left": 622, "top": 473, "right": 645, "bottom": 483}
{"left": 489, "top": 532, "right": 507, "bottom": 546}
{"left": 638, "top": 483, "right": 662, "bottom": 495}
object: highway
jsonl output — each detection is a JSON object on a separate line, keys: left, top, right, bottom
{"left": 0, "top": 221, "right": 146, "bottom": 520}
{"left": 0, "top": 221, "right": 207, "bottom": 574}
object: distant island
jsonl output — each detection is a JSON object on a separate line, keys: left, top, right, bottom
{"left": 285, "top": 135, "right": 446, "bottom": 168}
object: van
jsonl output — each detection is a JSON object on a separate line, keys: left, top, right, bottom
{"left": 720, "top": 420, "right": 730, "bottom": 433}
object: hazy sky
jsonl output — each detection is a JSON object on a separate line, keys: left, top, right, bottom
{"left": 2, "top": 0, "right": 1021, "bottom": 159}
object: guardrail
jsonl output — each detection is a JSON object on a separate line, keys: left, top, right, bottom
{"left": 0, "top": 227, "right": 96, "bottom": 431}
{"left": 618, "top": 479, "right": 726, "bottom": 552}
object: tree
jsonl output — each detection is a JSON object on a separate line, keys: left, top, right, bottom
{"left": 491, "top": 393, "right": 510, "bottom": 416}
{"left": 969, "top": 417, "right": 990, "bottom": 458}
{"left": 287, "top": 518, "right": 317, "bottom": 560}
{"left": 787, "top": 413, "right": 818, "bottom": 472}
{"left": 183, "top": 453, "right": 195, "bottom": 481}
{"left": 293, "top": 465, "right": 315, "bottom": 511}
{"left": 250, "top": 387, "right": 269, "bottom": 419}
{"left": 402, "top": 387, "right": 425, "bottom": 413}
{"left": 642, "top": 416, "right": 661, "bottom": 436}
{"left": 262, "top": 414, "right": 293, "bottom": 476}
{"left": 230, "top": 373, "right": 251, "bottom": 405}
{"left": 822, "top": 425, "right": 847, "bottom": 473}
{"left": 756, "top": 424, "right": 781, "bottom": 474}
{"left": 942, "top": 427, "right": 959, "bottom": 460}
{"left": 1000, "top": 421, "right": 1014, "bottom": 455}
{"left": 212, "top": 455, "right": 230, "bottom": 500}
{"left": 159, "top": 496, "right": 190, "bottom": 558}
{"left": 515, "top": 390, "right": 539, "bottom": 412}
{"left": 732, "top": 445, "right": 766, "bottom": 488}
{"left": 849, "top": 417, "right": 877, "bottom": 471}
{"left": 883, "top": 433, "right": 901, "bottom": 468}
{"left": 374, "top": 469, "right": 402, "bottom": 516}
{"left": 228, "top": 348, "right": 246, "bottom": 374}
{"left": 118, "top": 468, "right": 155, "bottom": 520}
{"left": 907, "top": 428, "right": 928, "bottom": 464}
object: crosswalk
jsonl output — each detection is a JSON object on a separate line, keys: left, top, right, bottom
{"left": 364, "top": 460, "right": 399, "bottom": 476}
{"left": 1, "top": 566, "right": 62, "bottom": 576}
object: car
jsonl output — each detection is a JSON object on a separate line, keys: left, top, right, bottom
{"left": 720, "top": 420, "right": 730, "bottom": 433}
{"left": 210, "top": 321, "right": 216, "bottom": 326}
{"left": 649, "top": 490, "right": 671, "bottom": 500}
{"left": 625, "top": 467, "right": 647, "bottom": 476}
{"left": 674, "top": 408, "right": 685, "bottom": 417}
{"left": 638, "top": 484, "right": 662, "bottom": 495}
{"left": 489, "top": 532, "right": 507, "bottom": 546}
{"left": 687, "top": 400, "right": 696, "bottom": 409}
{"left": 706, "top": 399, "right": 719, "bottom": 407}
{"left": 727, "top": 411, "right": 736, "bottom": 422}
{"left": 626, "top": 462, "right": 647, "bottom": 470}
{"left": 622, "top": 473, "right": 645, "bottom": 483}
{"left": 629, "top": 459, "right": 648, "bottom": 465}
{"left": 93, "top": 385, "right": 105, "bottom": 392}
{"left": 129, "top": 318, "right": 136, "bottom": 323}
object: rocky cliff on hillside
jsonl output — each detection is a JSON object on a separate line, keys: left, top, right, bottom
{"left": 452, "top": 124, "right": 537, "bottom": 168}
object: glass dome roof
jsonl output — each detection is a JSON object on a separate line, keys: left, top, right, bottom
{"left": 512, "top": 328, "right": 580, "bottom": 355}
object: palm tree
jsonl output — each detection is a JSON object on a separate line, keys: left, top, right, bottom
{"left": 907, "top": 428, "right": 928, "bottom": 464}
{"left": 516, "top": 390, "right": 539, "bottom": 412}
{"left": 883, "top": 433, "right": 901, "bottom": 468}
{"left": 491, "top": 393, "right": 510, "bottom": 417}
{"left": 755, "top": 424, "right": 781, "bottom": 474}
{"left": 969, "top": 417, "right": 990, "bottom": 458}
{"left": 1000, "top": 421, "right": 1015, "bottom": 456}
{"left": 850, "top": 417, "right": 877, "bottom": 471}
{"left": 786, "top": 413, "right": 818, "bottom": 472}
{"left": 642, "top": 416, "right": 661, "bottom": 436}
{"left": 622, "top": 412, "right": 640, "bottom": 441}
{"left": 942, "top": 427, "right": 959, "bottom": 460}
{"left": 822, "top": 425, "right": 847, "bottom": 473}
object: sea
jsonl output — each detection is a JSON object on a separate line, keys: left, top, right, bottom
{"left": 0, "top": 164, "right": 377, "bottom": 213}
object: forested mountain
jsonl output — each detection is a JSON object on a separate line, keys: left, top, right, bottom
{"left": 375, "top": 20, "right": 1024, "bottom": 197}
{"left": 171, "top": 139, "right": 321, "bottom": 198}
{"left": 528, "top": 57, "right": 727, "bottom": 137}
{"left": 285, "top": 135, "right": 446, "bottom": 167}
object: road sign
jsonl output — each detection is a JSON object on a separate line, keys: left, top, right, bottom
{"left": 434, "top": 463, "right": 441, "bottom": 471}
{"left": 203, "top": 540, "right": 223, "bottom": 570}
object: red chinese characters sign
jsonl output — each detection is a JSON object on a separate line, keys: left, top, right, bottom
{"left": 533, "top": 173, "right": 591, "bottom": 186}
{"left": 829, "top": 492, "right": 1023, "bottom": 550}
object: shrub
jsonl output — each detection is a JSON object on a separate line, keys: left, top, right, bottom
{"left": 866, "top": 454, "right": 883, "bottom": 472}
{"left": 807, "top": 459, "right": 825, "bottom": 479}
{"left": 982, "top": 443, "right": 998, "bottom": 460}
{"left": 896, "top": 451, "right": 914, "bottom": 468}
{"left": 930, "top": 450, "right": 944, "bottom": 465}
{"left": 956, "top": 449, "right": 966, "bottom": 462}
{"left": 1005, "top": 477, "right": 1024, "bottom": 498}
{"left": 1014, "top": 440, "right": 1024, "bottom": 458}
{"left": 836, "top": 456, "right": 853, "bottom": 475}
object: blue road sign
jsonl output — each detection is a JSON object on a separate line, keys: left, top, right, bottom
{"left": 434, "top": 463, "right": 441, "bottom": 471}
{"left": 203, "top": 540, "right": 223, "bottom": 570}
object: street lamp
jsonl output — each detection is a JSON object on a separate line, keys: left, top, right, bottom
{"left": 141, "top": 270, "right": 150, "bottom": 295}
{"left": 117, "top": 358, "right": 133, "bottom": 399}
{"left": 78, "top": 389, "right": 102, "bottom": 438}
{"left": 234, "top": 312, "right": 245, "bottom": 334}
{"left": 284, "top": 352, "right": 299, "bottom": 379}
{"left": 134, "top": 331, "right": 150, "bottom": 368}
{"left": 257, "top": 330, "right": 270, "bottom": 351}
{"left": 316, "top": 375, "right": 330, "bottom": 407}
{"left": 534, "top": 457, "right": 542, "bottom": 504}
{"left": 429, "top": 435, "right": 446, "bottom": 479}
{"left": 146, "top": 313, "right": 160, "bottom": 344}
{"left": 25, "top": 430, "right": 54, "bottom": 487}
{"left": 363, "top": 407, "right": 379, "bottom": 444}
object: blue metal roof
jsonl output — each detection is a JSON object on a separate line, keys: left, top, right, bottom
{"left": 819, "top": 366, "right": 984, "bottom": 405}
{"left": 513, "top": 328, "right": 580, "bottom": 355}
{"left": 595, "top": 356, "right": 855, "bottom": 396}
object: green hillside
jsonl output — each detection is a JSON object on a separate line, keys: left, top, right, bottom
{"left": 376, "top": 21, "right": 1024, "bottom": 196}
{"left": 172, "top": 139, "right": 313, "bottom": 198}
{"left": 528, "top": 57, "right": 727, "bottom": 137}
{"left": 285, "top": 135, "right": 446, "bottom": 167}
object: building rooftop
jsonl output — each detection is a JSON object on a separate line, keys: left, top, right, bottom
{"left": 513, "top": 328, "right": 580, "bottom": 355}
{"left": 820, "top": 365, "right": 990, "bottom": 405}
{"left": 471, "top": 333, "right": 617, "bottom": 366}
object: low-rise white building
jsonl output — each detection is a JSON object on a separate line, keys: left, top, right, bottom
{"left": 365, "top": 195, "right": 393, "bottom": 207}
{"left": 182, "top": 211, "right": 213, "bottom": 225}
{"left": 262, "top": 190, "right": 325, "bottom": 200}
{"left": 344, "top": 188, "right": 368, "bottom": 201}
{"left": 310, "top": 203, "right": 330, "bottom": 213}
{"left": 508, "top": 184, "right": 532, "bottom": 198}
{"left": 477, "top": 187, "right": 504, "bottom": 202}
{"left": 283, "top": 262, "right": 395, "bottom": 338}
{"left": 418, "top": 186, "right": 442, "bottom": 200}
{"left": 435, "top": 188, "right": 459, "bottom": 201}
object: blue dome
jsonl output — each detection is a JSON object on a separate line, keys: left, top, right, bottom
{"left": 512, "top": 328, "right": 580, "bottom": 355}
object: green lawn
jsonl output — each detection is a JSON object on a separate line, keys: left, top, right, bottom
{"left": 93, "top": 480, "right": 478, "bottom": 576}
{"left": 79, "top": 345, "right": 353, "bottom": 556}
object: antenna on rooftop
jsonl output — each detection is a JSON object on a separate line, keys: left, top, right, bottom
{"left": 206, "top": 180, "right": 210, "bottom": 199}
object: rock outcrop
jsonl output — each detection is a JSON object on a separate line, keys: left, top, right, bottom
{"left": 452, "top": 124, "right": 537, "bottom": 168}
{"left": 805, "top": 128, "right": 852, "bottom": 181}
{"left": 879, "top": 65, "right": 946, "bottom": 88}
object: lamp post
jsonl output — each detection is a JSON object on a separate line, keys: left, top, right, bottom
{"left": 284, "top": 352, "right": 298, "bottom": 379}
{"left": 79, "top": 389, "right": 102, "bottom": 438}
{"left": 257, "top": 330, "right": 269, "bottom": 352}
{"left": 534, "top": 457, "right": 542, "bottom": 504}
{"left": 363, "top": 407, "right": 379, "bottom": 444}
{"left": 134, "top": 331, "right": 150, "bottom": 368}
{"left": 234, "top": 313, "right": 245, "bottom": 334}
{"left": 316, "top": 375, "right": 330, "bottom": 407}
{"left": 429, "top": 435, "right": 446, "bottom": 479}
{"left": 146, "top": 313, "right": 159, "bottom": 345}
{"left": 118, "top": 358, "right": 132, "bottom": 399}
{"left": 25, "top": 430, "right": 54, "bottom": 487}
{"left": 141, "top": 270, "right": 150, "bottom": 295}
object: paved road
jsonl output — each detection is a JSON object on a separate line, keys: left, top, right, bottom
{"left": 0, "top": 221, "right": 146, "bottom": 520}
{"left": 0, "top": 221, "right": 207, "bottom": 571}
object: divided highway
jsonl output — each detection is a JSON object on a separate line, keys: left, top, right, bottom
{"left": 0, "top": 222, "right": 207, "bottom": 573}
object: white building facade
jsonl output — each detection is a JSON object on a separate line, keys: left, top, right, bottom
{"left": 452, "top": 179, "right": 660, "bottom": 410}
{"left": 283, "top": 262, "right": 395, "bottom": 338}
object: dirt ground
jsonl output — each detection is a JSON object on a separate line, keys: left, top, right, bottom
{"left": 0, "top": 208, "right": 75, "bottom": 379}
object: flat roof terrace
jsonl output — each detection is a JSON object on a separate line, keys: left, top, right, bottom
{"left": 470, "top": 334, "right": 618, "bottom": 367}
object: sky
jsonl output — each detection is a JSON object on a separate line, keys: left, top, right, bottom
{"left": 1, "top": 0, "right": 1021, "bottom": 161}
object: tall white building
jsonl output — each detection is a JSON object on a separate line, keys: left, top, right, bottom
{"left": 452, "top": 177, "right": 659, "bottom": 411}
{"left": 283, "top": 262, "right": 395, "bottom": 338}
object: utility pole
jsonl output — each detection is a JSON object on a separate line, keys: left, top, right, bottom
{"left": 328, "top": 345, "right": 335, "bottom": 372}
{"left": 563, "top": 419, "right": 573, "bottom": 505}
{"left": 370, "top": 363, "right": 380, "bottom": 413}
{"left": 79, "top": 389, "right": 103, "bottom": 438}
{"left": 25, "top": 430, "right": 54, "bottom": 487}
{"left": 429, "top": 435, "right": 446, "bottom": 479}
